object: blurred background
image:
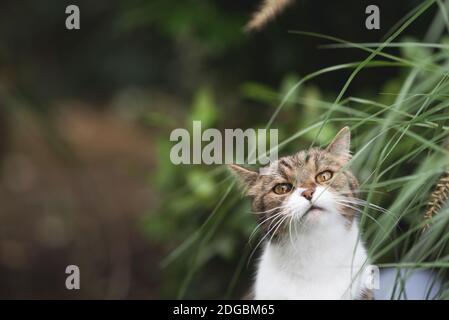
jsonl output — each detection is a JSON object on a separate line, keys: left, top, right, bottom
{"left": 0, "top": 0, "right": 446, "bottom": 299}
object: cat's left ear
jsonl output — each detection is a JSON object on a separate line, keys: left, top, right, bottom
{"left": 228, "top": 164, "right": 259, "bottom": 189}
{"left": 326, "top": 126, "right": 351, "bottom": 159}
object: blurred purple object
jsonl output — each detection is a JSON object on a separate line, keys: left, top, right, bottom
{"left": 374, "top": 268, "right": 442, "bottom": 300}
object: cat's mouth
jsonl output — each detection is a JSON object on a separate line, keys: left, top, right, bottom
{"left": 298, "top": 205, "right": 324, "bottom": 222}
{"left": 305, "top": 205, "right": 323, "bottom": 215}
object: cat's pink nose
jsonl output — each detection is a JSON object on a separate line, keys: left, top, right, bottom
{"left": 301, "top": 188, "right": 315, "bottom": 201}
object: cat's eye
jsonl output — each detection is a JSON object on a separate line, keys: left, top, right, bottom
{"left": 316, "top": 170, "right": 333, "bottom": 183}
{"left": 273, "top": 183, "right": 293, "bottom": 195}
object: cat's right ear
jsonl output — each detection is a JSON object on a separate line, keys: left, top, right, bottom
{"left": 228, "top": 164, "right": 259, "bottom": 190}
{"left": 326, "top": 126, "right": 351, "bottom": 159}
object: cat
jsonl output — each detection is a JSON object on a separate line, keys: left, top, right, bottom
{"left": 229, "top": 127, "right": 373, "bottom": 300}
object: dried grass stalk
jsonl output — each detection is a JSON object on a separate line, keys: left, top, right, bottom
{"left": 245, "top": 0, "right": 294, "bottom": 32}
{"left": 423, "top": 137, "right": 449, "bottom": 231}
{"left": 423, "top": 170, "right": 449, "bottom": 230}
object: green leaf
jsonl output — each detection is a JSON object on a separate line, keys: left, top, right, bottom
{"left": 186, "top": 169, "right": 216, "bottom": 200}
{"left": 189, "top": 87, "right": 218, "bottom": 128}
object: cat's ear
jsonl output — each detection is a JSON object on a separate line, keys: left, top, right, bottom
{"left": 326, "top": 126, "right": 351, "bottom": 159}
{"left": 228, "top": 164, "right": 258, "bottom": 189}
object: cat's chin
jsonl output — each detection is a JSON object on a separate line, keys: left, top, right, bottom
{"left": 298, "top": 205, "right": 325, "bottom": 223}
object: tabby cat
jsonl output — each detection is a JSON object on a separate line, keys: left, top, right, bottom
{"left": 230, "top": 127, "right": 373, "bottom": 299}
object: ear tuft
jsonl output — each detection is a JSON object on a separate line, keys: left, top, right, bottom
{"left": 326, "top": 126, "right": 351, "bottom": 158}
{"left": 228, "top": 164, "right": 258, "bottom": 189}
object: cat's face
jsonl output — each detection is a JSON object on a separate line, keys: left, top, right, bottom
{"left": 230, "top": 127, "right": 359, "bottom": 239}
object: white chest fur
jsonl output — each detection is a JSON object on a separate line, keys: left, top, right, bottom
{"left": 254, "top": 215, "right": 370, "bottom": 300}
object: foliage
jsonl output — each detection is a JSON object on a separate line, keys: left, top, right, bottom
{"left": 117, "top": 0, "right": 246, "bottom": 55}
{"left": 146, "top": 0, "right": 449, "bottom": 299}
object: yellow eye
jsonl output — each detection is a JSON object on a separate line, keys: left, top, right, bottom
{"left": 273, "top": 183, "right": 293, "bottom": 195}
{"left": 316, "top": 171, "right": 333, "bottom": 183}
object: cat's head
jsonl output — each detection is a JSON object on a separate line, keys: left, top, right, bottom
{"left": 229, "top": 127, "right": 359, "bottom": 239}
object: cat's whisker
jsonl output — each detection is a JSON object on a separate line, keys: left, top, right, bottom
{"left": 339, "top": 201, "right": 387, "bottom": 214}
{"left": 342, "top": 197, "right": 384, "bottom": 208}
{"left": 249, "top": 213, "right": 284, "bottom": 243}
{"left": 343, "top": 201, "right": 397, "bottom": 221}
{"left": 250, "top": 210, "right": 288, "bottom": 248}
{"left": 337, "top": 202, "right": 379, "bottom": 221}
{"left": 337, "top": 197, "right": 403, "bottom": 234}
{"left": 248, "top": 204, "right": 295, "bottom": 244}
{"left": 250, "top": 204, "right": 290, "bottom": 215}
{"left": 336, "top": 201, "right": 392, "bottom": 235}
{"left": 247, "top": 213, "right": 288, "bottom": 267}
{"left": 268, "top": 214, "right": 290, "bottom": 245}
{"left": 337, "top": 197, "right": 390, "bottom": 214}
{"left": 338, "top": 190, "right": 384, "bottom": 195}
{"left": 248, "top": 212, "right": 284, "bottom": 243}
